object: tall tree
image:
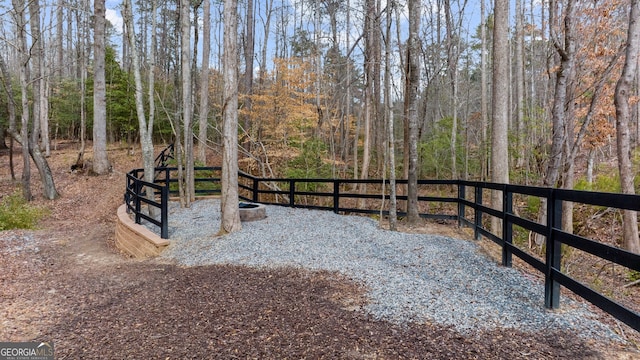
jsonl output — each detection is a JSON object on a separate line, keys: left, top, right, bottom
{"left": 614, "top": 0, "right": 640, "bottom": 253}
{"left": 359, "top": 0, "right": 376, "bottom": 182}
{"left": 93, "top": 0, "right": 110, "bottom": 174}
{"left": 220, "top": 0, "right": 242, "bottom": 234}
{"left": 480, "top": 0, "right": 489, "bottom": 181}
{"left": 13, "top": 0, "right": 32, "bottom": 200}
{"left": 10, "top": 0, "right": 58, "bottom": 200}
{"left": 491, "top": 0, "right": 510, "bottom": 232}
{"left": 514, "top": 0, "right": 525, "bottom": 169}
{"left": 534, "top": 0, "right": 576, "bottom": 247}
{"left": 198, "top": 0, "right": 211, "bottom": 164}
{"left": 181, "top": 0, "right": 195, "bottom": 204}
{"left": 0, "top": 54, "right": 18, "bottom": 182}
{"left": 123, "top": 0, "right": 155, "bottom": 190}
{"left": 385, "top": 0, "right": 397, "bottom": 231}
{"left": 406, "top": 0, "right": 421, "bottom": 224}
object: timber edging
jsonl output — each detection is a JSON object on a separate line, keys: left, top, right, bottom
{"left": 115, "top": 204, "right": 170, "bottom": 258}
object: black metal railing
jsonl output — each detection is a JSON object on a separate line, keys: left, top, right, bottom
{"left": 124, "top": 169, "right": 169, "bottom": 239}
{"left": 124, "top": 166, "right": 640, "bottom": 332}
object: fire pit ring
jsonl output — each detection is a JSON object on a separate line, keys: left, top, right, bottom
{"left": 239, "top": 202, "right": 267, "bottom": 222}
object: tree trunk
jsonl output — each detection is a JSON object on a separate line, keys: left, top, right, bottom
{"left": 123, "top": 0, "right": 155, "bottom": 189}
{"left": 13, "top": 0, "right": 31, "bottom": 200}
{"left": 491, "top": 0, "right": 510, "bottom": 234}
{"left": 534, "top": 0, "right": 576, "bottom": 247}
{"left": 243, "top": 0, "right": 255, "bottom": 158}
{"left": 259, "top": 0, "right": 274, "bottom": 86}
{"left": 198, "top": 0, "right": 211, "bottom": 164}
{"left": 28, "top": 0, "right": 42, "bottom": 150}
{"left": 515, "top": 0, "right": 525, "bottom": 169}
{"left": 55, "top": 0, "right": 64, "bottom": 78}
{"left": 181, "top": 0, "right": 195, "bottom": 205}
{"left": 406, "top": 0, "right": 421, "bottom": 224}
{"left": 614, "top": 0, "right": 640, "bottom": 253}
{"left": 360, "top": 0, "right": 375, "bottom": 184}
{"left": 93, "top": 0, "right": 111, "bottom": 174}
{"left": 220, "top": 0, "right": 242, "bottom": 234}
{"left": 0, "top": 53, "right": 18, "bottom": 181}
{"left": 445, "top": 0, "right": 460, "bottom": 179}
{"left": 480, "top": 0, "right": 489, "bottom": 181}
{"left": 78, "top": 0, "right": 90, "bottom": 164}
{"left": 385, "top": 2, "right": 397, "bottom": 231}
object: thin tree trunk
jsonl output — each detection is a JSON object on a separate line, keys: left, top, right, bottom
{"left": 480, "top": 0, "right": 489, "bottom": 181}
{"left": 534, "top": 0, "right": 576, "bottom": 247}
{"left": 259, "top": 0, "right": 274, "bottom": 87}
{"left": 445, "top": 0, "right": 459, "bottom": 179}
{"left": 614, "top": 0, "right": 640, "bottom": 253}
{"left": 360, "top": 0, "right": 375, "bottom": 185}
{"left": 243, "top": 0, "right": 255, "bottom": 157}
{"left": 406, "top": 0, "right": 421, "bottom": 224}
{"left": 123, "top": 0, "right": 155, "bottom": 190}
{"left": 0, "top": 53, "right": 18, "bottom": 181}
{"left": 515, "top": 0, "right": 525, "bottom": 169}
{"left": 385, "top": 1, "right": 397, "bottom": 231}
{"left": 78, "top": 0, "right": 90, "bottom": 165}
{"left": 198, "top": 0, "right": 211, "bottom": 164}
{"left": 181, "top": 0, "right": 195, "bottom": 205}
{"left": 56, "top": 0, "right": 64, "bottom": 78}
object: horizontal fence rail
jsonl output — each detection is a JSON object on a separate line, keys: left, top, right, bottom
{"left": 124, "top": 166, "right": 640, "bottom": 332}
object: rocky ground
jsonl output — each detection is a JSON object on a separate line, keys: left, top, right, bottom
{"left": 0, "top": 142, "right": 638, "bottom": 359}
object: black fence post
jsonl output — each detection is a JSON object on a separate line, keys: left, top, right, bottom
{"left": 457, "top": 182, "right": 465, "bottom": 228}
{"left": 544, "top": 189, "right": 562, "bottom": 309}
{"left": 502, "top": 186, "right": 513, "bottom": 267}
{"left": 164, "top": 167, "right": 170, "bottom": 194}
{"left": 161, "top": 185, "right": 169, "bottom": 239}
{"left": 474, "top": 185, "right": 483, "bottom": 240}
{"left": 134, "top": 180, "right": 142, "bottom": 224}
{"left": 125, "top": 175, "right": 131, "bottom": 213}
{"left": 289, "top": 180, "right": 295, "bottom": 207}
{"left": 253, "top": 178, "right": 259, "bottom": 203}
{"left": 333, "top": 180, "right": 340, "bottom": 213}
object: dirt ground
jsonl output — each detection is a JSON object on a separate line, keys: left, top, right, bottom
{"left": 1, "top": 142, "right": 639, "bottom": 359}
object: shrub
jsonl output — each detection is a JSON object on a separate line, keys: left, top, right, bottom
{"left": 0, "top": 192, "right": 48, "bottom": 230}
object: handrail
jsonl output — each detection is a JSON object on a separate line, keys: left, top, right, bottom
{"left": 124, "top": 166, "right": 640, "bottom": 332}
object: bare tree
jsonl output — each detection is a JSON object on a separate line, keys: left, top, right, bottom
{"left": 181, "top": 0, "right": 195, "bottom": 204}
{"left": 198, "top": 0, "right": 212, "bottom": 164}
{"left": 0, "top": 54, "right": 18, "bottom": 181}
{"left": 534, "top": 0, "right": 576, "bottom": 247}
{"left": 123, "top": 0, "right": 155, "bottom": 188}
{"left": 258, "top": 0, "right": 274, "bottom": 86}
{"left": 515, "top": 0, "right": 525, "bottom": 169}
{"left": 614, "top": 0, "right": 640, "bottom": 253}
{"left": 491, "top": 0, "right": 510, "bottom": 233}
{"left": 9, "top": 0, "right": 58, "bottom": 200}
{"left": 480, "top": 0, "right": 489, "bottom": 181}
{"left": 360, "top": 0, "right": 376, "bottom": 183}
{"left": 93, "top": 0, "right": 111, "bottom": 174}
{"left": 220, "top": 0, "right": 242, "bottom": 234}
{"left": 385, "top": 0, "right": 397, "bottom": 231}
{"left": 406, "top": 0, "right": 421, "bottom": 224}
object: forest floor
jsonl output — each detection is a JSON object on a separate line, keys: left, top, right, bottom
{"left": 1, "top": 142, "right": 639, "bottom": 359}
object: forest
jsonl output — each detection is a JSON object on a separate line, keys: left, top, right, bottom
{"left": 0, "top": 0, "right": 639, "bottom": 250}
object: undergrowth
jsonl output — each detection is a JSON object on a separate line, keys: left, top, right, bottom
{"left": 0, "top": 192, "right": 48, "bottom": 230}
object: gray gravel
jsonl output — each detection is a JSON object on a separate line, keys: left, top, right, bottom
{"left": 152, "top": 199, "right": 620, "bottom": 340}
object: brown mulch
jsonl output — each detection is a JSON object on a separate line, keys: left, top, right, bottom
{"left": 1, "top": 143, "right": 638, "bottom": 359}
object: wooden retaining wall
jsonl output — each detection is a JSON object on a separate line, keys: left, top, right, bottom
{"left": 115, "top": 204, "right": 170, "bottom": 258}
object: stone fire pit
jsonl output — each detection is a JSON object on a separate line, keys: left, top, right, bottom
{"left": 239, "top": 202, "right": 267, "bottom": 222}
